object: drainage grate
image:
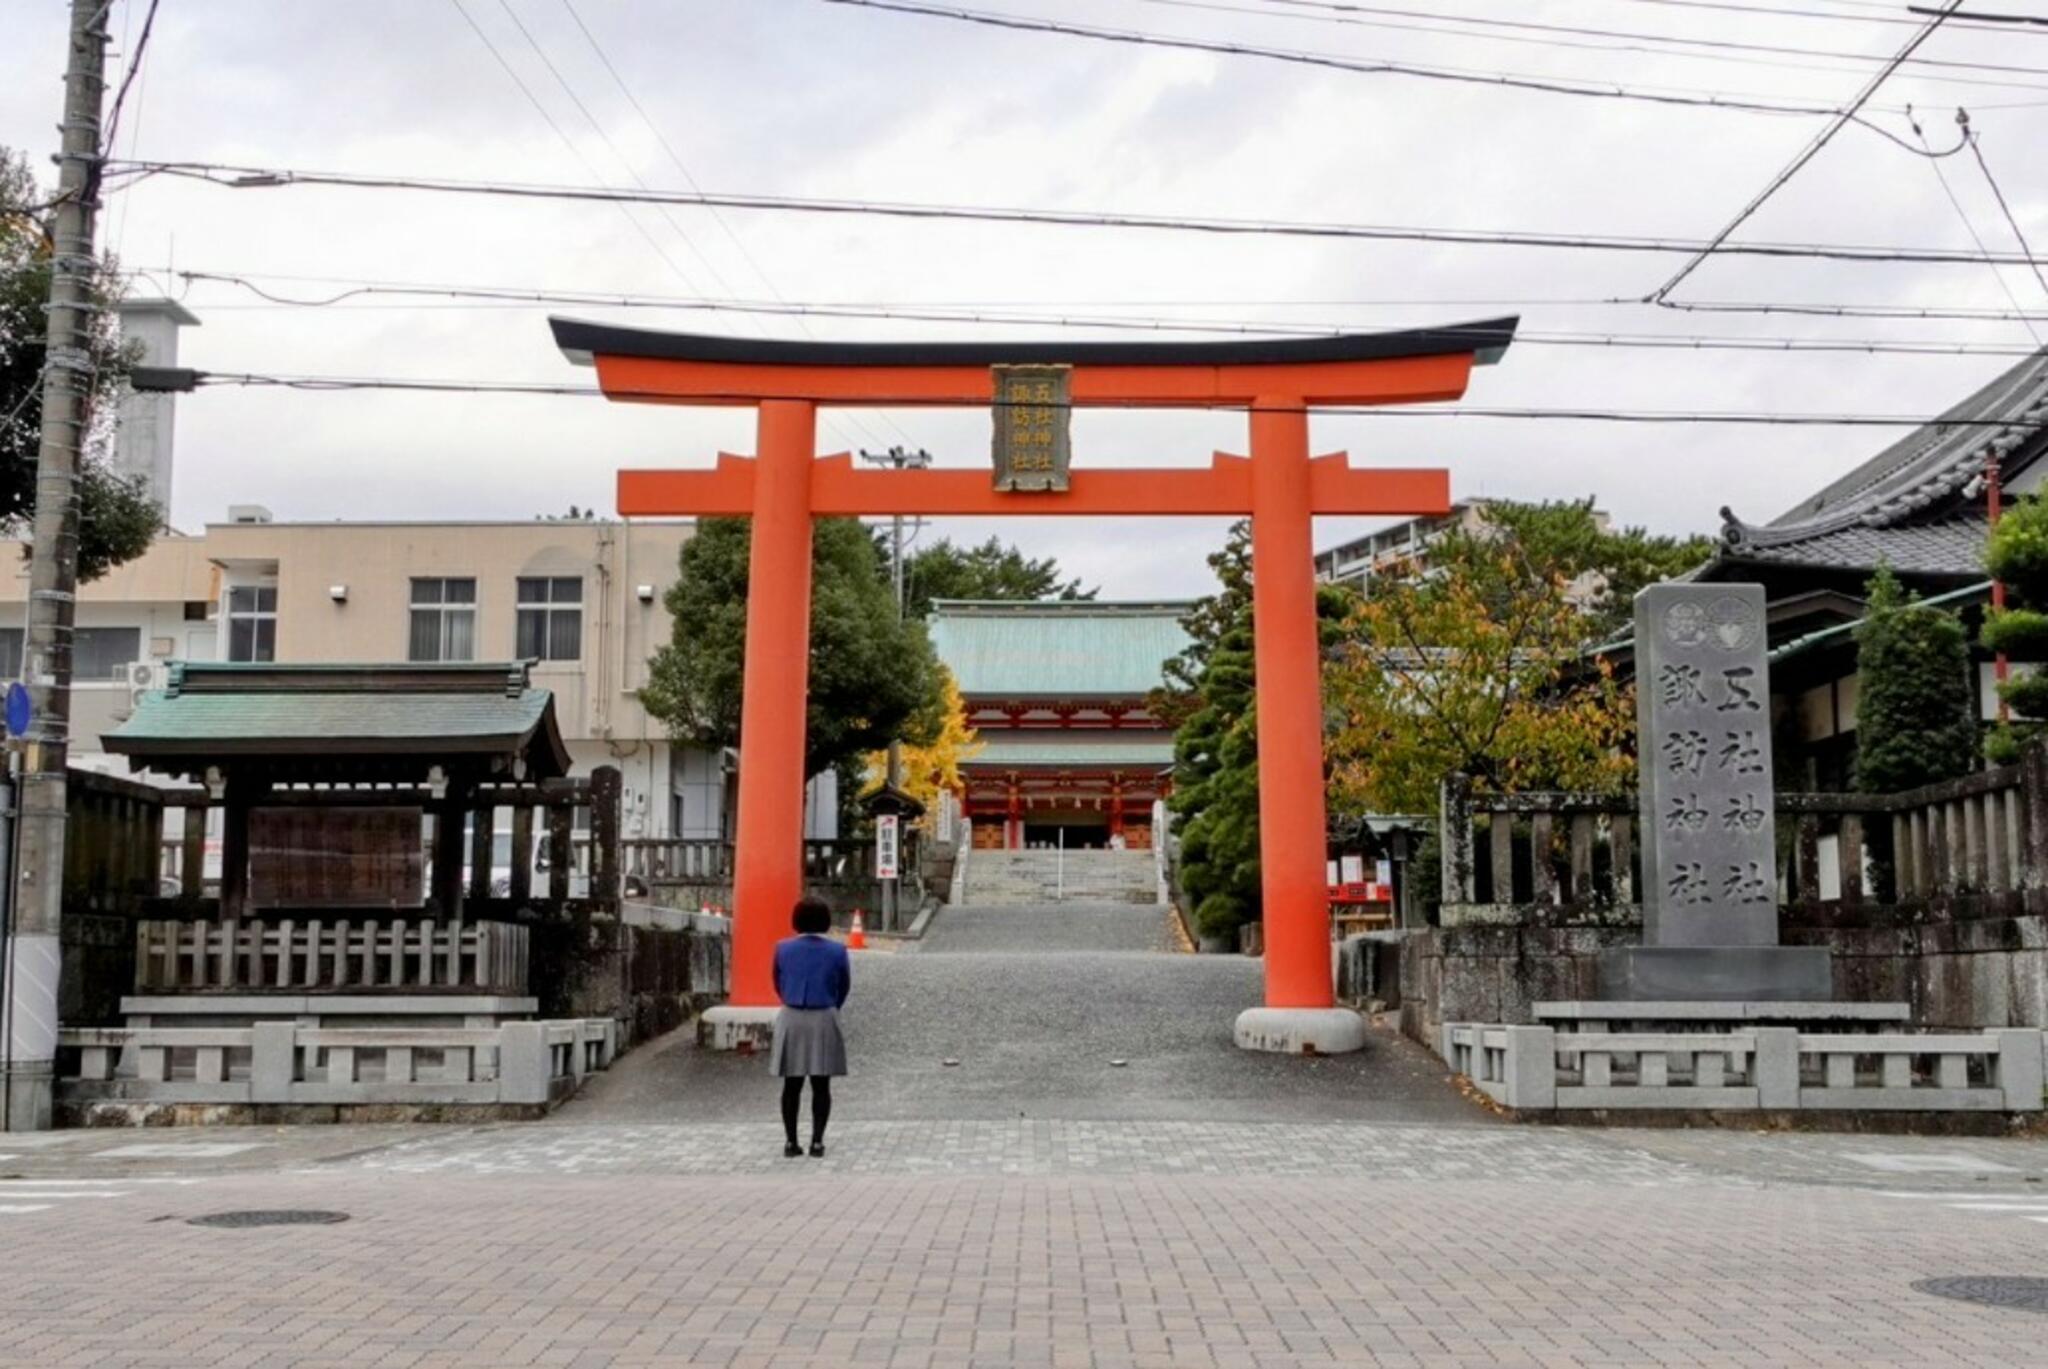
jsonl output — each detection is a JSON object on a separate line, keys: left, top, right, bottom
{"left": 1913, "top": 1277, "right": 2048, "bottom": 1314}
{"left": 185, "top": 1210, "right": 351, "bottom": 1230}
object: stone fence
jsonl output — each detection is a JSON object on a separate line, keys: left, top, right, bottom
{"left": 134, "top": 918, "right": 529, "bottom": 995}
{"left": 55, "top": 1018, "right": 615, "bottom": 1122}
{"left": 1443, "top": 1023, "right": 2045, "bottom": 1116}
{"left": 1388, "top": 753, "right": 2048, "bottom": 1049}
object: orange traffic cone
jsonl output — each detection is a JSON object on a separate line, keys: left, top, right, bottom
{"left": 848, "top": 909, "right": 868, "bottom": 950}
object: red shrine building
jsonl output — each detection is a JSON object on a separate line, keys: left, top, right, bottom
{"left": 929, "top": 600, "right": 1191, "bottom": 852}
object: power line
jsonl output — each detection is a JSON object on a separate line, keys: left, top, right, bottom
{"left": 1966, "top": 123, "right": 2048, "bottom": 300}
{"left": 1207, "top": 0, "right": 2048, "bottom": 81}
{"left": 1911, "top": 4, "right": 2048, "bottom": 28}
{"left": 164, "top": 369, "right": 2048, "bottom": 428}
{"left": 166, "top": 267, "right": 2048, "bottom": 357}
{"left": 109, "top": 159, "right": 2048, "bottom": 267}
{"left": 811, "top": 0, "right": 1904, "bottom": 119}
{"left": 1912, "top": 107, "right": 2042, "bottom": 344}
{"left": 550, "top": 0, "right": 912, "bottom": 447}
{"left": 1647, "top": 0, "right": 1964, "bottom": 302}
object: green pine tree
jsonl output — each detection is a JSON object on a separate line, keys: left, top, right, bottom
{"left": 1983, "top": 496, "right": 2048, "bottom": 763}
{"left": 1854, "top": 564, "right": 1976, "bottom": 791}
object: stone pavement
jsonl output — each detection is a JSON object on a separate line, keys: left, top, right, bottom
{"left": 564, "top": 904, "right": 1476, "bottom": 1126}
{"left": 7, "top": 905, "right": 2048, "bottom": 1365}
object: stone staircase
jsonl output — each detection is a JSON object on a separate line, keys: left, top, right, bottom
{"left": 961, "top": 848, "right": 1161, "bottom": 905}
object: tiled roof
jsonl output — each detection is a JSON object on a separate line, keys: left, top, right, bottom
{"left": 930, "top": 601, "right": 1193, "bottom": 698}
{"left": 1713, "top": 515, "right": 1989, "bottom": 577}
{"left": 106, "top": 662, "right": 570, "bottom": 778}
{"left": 1715, "top": 347, "right": 2048, "bottom": 575}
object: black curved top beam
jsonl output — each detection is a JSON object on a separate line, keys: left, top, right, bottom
{"left": 550, "top": 316, "right": 1519, "bottom": 369}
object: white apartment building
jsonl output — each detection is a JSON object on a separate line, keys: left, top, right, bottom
{"left": 0, "top": 512, "right": 768, "bottom": 841}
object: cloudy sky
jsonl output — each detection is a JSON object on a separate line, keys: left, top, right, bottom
{"left": 6, "top": 0, "right": 2047, "bottom": 598}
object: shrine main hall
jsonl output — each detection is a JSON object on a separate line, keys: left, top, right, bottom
{"left": 930, "top": 599, "right": 1190, "bottom": 852}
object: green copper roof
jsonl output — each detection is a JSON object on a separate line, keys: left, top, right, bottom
{"left": 105, "top": 662, "right": 570, "bottom": 780}
{"left": 973, "top": 733, "right": 1177, "bottom": 768}
{"left": 930, "top": 601, "right": 1193, "bottom": 698}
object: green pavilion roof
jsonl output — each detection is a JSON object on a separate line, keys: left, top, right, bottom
{"left": 929, "top": 600, "right": 1193, "bottom": 699}
{"left": 106, "top": 662, "right": 571, "bottom": 781}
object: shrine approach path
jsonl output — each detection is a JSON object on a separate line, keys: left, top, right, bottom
{"left": 559, "top": 901, "right": 1480, "bottom": 1125}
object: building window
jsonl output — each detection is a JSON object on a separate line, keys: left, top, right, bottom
{"left": 75, "top": 627, "right": 143, "bottom": 681}
{"left": 0, "top": 627, "right": 21, "bottom": 679}
{"left": 516, "top": 576, "right": 582, "bottom": 661}
{"left": 409, "top": 578, "right": 477, "bottom": 662}
{"left": 226, "top": 585, "right": 277, "bottom": 662}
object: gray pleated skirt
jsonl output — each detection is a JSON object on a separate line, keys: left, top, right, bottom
{"left": 769, "top": 1006, "right": 848, "bottom": 1078}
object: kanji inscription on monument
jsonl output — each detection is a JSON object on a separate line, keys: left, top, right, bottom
{"left": 1635, "top": 583, "right": 1776, "bottom": 947}
{"left": 991, "top": 364, "right": 1072, "bottom": 492}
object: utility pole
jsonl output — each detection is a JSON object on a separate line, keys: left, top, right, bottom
{"left": 858, "top": 445, "right": 931, "bottom": 930}
{"left": 5, "top": 0, "right": 109, "bottom": 1132}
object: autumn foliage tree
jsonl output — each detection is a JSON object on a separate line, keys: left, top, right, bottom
{"left": 1325, "top": 528, "right": 1636, "bottom": 819}
{"left": 864, "top": 665, "right": 982, "bottom": 831}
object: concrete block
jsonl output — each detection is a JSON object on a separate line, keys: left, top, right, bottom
{"left": 1996, "top": 1029, "right": 2045, "bottom": 1112}
{"left": 1755, "top": 1027, "right": 1800, "bottom": 1108}
{"left": 1502, "top": 1027, "right": 1556, "bottom": 1110}
{"left": 1233, "top": 1007, "right": 1367, "bottom": 1056}
{"left": 498, "top": 1023, "right": 550, "bottom": 1105}
{"left": 250, "top": 1022, "right": 297, "bottom": 1103}
{"left": 697, "top": 1004, "right": 779, "bottom": 1053}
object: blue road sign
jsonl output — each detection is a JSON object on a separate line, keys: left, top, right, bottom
{"left": 5, "top": 681, "right": 31, "bottom": 737}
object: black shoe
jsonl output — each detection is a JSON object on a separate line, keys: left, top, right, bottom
{"left": 784, "top": 1142, "right": 803, "bottom": 1158}
{"left": 808, "top": 1142, "right": 826, "bottom": 1158}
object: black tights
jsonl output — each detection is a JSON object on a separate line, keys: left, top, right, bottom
{"left": 781, "top": 1075, "right": 832, "bottom": 1146}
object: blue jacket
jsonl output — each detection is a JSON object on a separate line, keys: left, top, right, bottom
{"left": 773, "top": 934, "right": 851, "bottom": 1010}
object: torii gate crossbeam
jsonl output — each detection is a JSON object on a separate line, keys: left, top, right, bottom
{"left": 554, "top": 318, "right": 1517, "bottom": 1055}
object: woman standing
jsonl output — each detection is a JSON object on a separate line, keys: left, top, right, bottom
{"left": 770, "top": 897, "right": 851, "bottom": 1157}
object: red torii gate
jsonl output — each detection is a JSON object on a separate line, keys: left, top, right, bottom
{"left": 552, "top": 318, "right": 1516, "bottom": 1053}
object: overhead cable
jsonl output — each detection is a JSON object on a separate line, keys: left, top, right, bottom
{"left": 1647, "top": 0, "right": 1965, "bottom": 302}
{"left": 167, "top": 268, "right": 2048, "bottom": 357}
{"left": 163, "top": 369, "right": 2048, "bottom": 427}
{"left": 108, "top": 160, "right": 2048, "bottom": 268}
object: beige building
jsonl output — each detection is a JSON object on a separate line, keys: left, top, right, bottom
{"left": 0, "top": 511, "right": 774, "bottom": 841}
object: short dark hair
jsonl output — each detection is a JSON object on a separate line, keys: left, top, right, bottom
{"left": 791, "top": 897, "right": 833, "bottom": 935}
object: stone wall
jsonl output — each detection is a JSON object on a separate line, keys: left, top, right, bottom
{"left": 533, "top": 907, "right": 730, "bottom": 1047}
{"left": 1383, "top": 906, "right": 2048, "bottom": 1050}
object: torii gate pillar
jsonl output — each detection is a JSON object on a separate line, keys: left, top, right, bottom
{"left": 552, "top": 316, "right": 1517, "bottom": 1056}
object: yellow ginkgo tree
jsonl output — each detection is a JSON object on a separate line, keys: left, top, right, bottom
{"left": 865, "top": 665, "right": 983, "bottom": 829}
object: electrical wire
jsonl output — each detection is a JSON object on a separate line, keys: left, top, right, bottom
{"left": 1193, "top": 0, "right": 2048, "bottom": 81}
{"left": 169, "top": 369, "right": 2048, "bottom": 428}
{"left": 166, "top": 267, "right": 2048, "bottom": 357}
{"left": 1647, "top": 0, "right": 1965, "bottom": 302}
{"left": 1911, "top": 4, "right": 2048, "bottom": 28}
{"left": 551, "top": 0, "right": 912, "bottom": 447}
{"left": 106, "top": 159, "right": 2048, "bottom": 268}
{"left": 1967, "top": 126, "right": 2048, "bottom": 300}
{"left": 99, "top": 0, "right": 161, "bottom": 157}
{"left": 1912, "top": 107, "right": 2042, "bottom": 344}
{"left": 811, "top": 0, "right": 1914, "bottom": 119}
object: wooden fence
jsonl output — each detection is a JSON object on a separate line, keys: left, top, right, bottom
{"left": 134, "top": 918, "right": 529, "bottom": 994}
{"left": 1439, "top": 754, "right": 2041, "bottom": 921}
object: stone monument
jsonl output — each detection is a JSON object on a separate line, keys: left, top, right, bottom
{"left": 1597, "top": 583, "right": 1833, "bottom": 1001}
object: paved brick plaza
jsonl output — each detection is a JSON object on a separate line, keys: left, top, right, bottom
{"left": 4, "top": 906, "right": 2046, "bottom": 1367}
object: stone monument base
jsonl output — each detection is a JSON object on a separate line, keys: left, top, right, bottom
{"left": 697, "top": 1004, "right": 780, "bottom": 1053}
{"left": 1597, "top": 946, "right": 1832, "bottom": 1002}
{"left": 1233, "top": 1007, "right": 1368, "bottom": 1055}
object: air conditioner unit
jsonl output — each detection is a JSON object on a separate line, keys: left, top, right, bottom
{"left": 121, "top": 659, "right": 170, "bottom": 718}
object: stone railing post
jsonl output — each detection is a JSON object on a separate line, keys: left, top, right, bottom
{"left": 250, "top": 1022, "right": 297, "bottom": 1104}
{"left": 1996, "top": 1029, "right": 2044, "bottom": 1112}
{"left": 2021, "top": 738, "right": 2048, "bottom": 896}
{"left": 1755, "top": 1028, "right": 1800, "bottom": 1108}
{"left": 1501, "top": 1026, "right": 1556, "bottom": 1110}
{"left": 1440, "top": 773, "right": 1475, "bottom": 904}
{"left": 499, "top": 1022, "right": 551, "bottom": 1105}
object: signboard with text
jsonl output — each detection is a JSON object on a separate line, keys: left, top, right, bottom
{"left": 876, "top": 814, "right": 901, "bottom": 881}
{"left": 991, "top": 364, "right": 1073, "bottom": 492}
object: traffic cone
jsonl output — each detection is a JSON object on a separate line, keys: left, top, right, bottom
{"left": 848, "top": 909, "right": 868, "bottom": 950}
